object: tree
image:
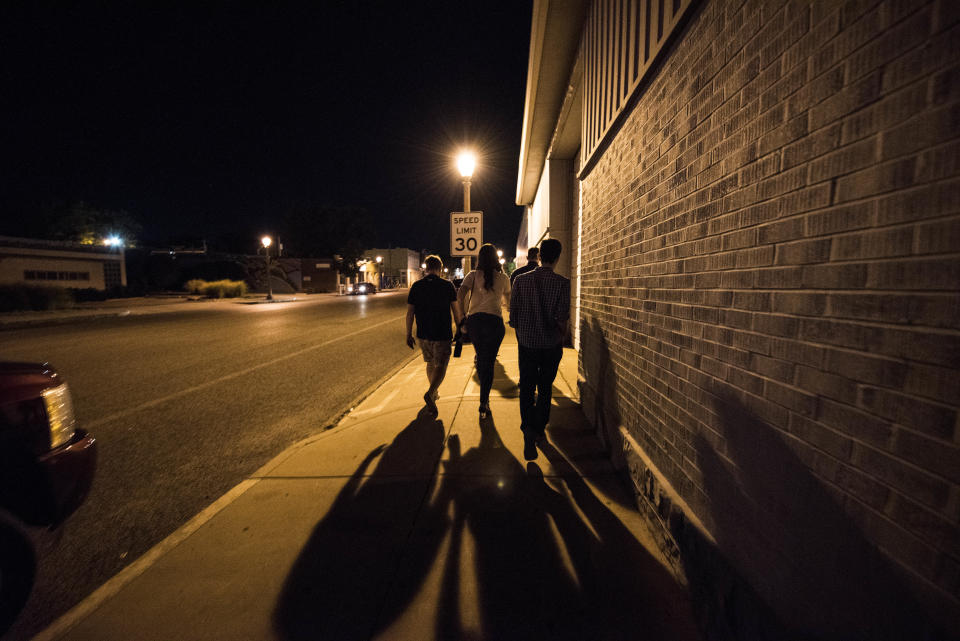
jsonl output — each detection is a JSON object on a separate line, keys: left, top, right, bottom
{"left": 39, "top": 201, "right": 143, "bottom": 246}
{"left": 279, "top": 203, "right": 374, "bottom": 265}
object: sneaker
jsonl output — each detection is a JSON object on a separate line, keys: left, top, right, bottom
{"left": 523, "top": 434, "right": 538, "bottom": 461}
{"left": 424, "top": 391, "right": 438, "bottom": 414}
{"left": 478, "top": 402, "right": 490, "bottom": 419}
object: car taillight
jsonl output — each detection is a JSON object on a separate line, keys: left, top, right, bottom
{"left": 42, "top": 383, "right": 76, "bottom": 450}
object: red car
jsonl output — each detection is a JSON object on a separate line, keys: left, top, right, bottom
{"left": 0, "top": 362, "right": 96, "bottom": 634}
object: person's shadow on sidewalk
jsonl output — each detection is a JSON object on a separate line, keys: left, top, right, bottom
{"left": 434, "top": 416, "right": 700, "bottom": 641}
{"left": 272, "top": 409, "right": 447, "bottom": 641}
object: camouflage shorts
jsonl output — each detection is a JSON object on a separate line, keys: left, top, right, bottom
{"left": 419, "top": 338, "right": 452, "bottom": 365}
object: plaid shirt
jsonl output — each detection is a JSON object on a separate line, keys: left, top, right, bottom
{"left": 509, "top": 267, "right": 570, "bottom": 348}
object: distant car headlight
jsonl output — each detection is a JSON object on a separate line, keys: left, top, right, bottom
{"left": 42, "top": 383, "right": 77, "bottom": 449}
{"left": 347, "top": 285, "right": 354, "bottom": 292}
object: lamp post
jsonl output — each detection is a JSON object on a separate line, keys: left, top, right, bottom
{"left": 457, "top": 151, "right": 476, "bottom": 274}
{"left": 261, "top": 236, "right": 273, "bottom": 301}
{"left": 376, "top": 255, "right": 383, "bottom": 289}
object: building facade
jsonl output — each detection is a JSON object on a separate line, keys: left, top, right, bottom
{"left": 517, "top": 0, "right": 960, "bottom": 637}
{"left": 363, "top": 248, "right": 420, "bottom": 288}
{"left": 0, "top": 235, "right": 127, "bottom": 290}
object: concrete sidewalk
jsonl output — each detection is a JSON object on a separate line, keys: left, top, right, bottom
{"left": 35, "top": 331, "right": 702, "bottom": 641}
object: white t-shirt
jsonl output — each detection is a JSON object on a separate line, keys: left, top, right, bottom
{"left": 461, "top": 269, "right": 511, "bottom": 317}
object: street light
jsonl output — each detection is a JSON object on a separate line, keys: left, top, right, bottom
{"left": 456, "top": 150, "right": 476, "bottom": 274}
{"left": 261, "top": 236, "right": 273, "bottom": 301}
{"left": 376, "top": 255, "right": 383, "bottom": 289}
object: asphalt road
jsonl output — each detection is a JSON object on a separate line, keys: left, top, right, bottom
{"left": 0, "top": 292, "right": 416, "bottom": 641}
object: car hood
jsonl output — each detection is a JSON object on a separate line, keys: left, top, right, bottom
{"left": 0, "top": 362, "right": 61, "bottom": 406}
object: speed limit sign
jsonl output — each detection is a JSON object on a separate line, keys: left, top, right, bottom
{"left": 450, "top": 211, "right": 483, "bottom": 257}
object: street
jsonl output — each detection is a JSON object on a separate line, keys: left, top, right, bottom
{"left": 0, "top": 292, "right": 414, "bottom": 641}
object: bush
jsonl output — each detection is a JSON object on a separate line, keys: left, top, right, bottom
{"left": 186, "top": 279, "right": 248, "bottom": 298}
{"left": 0, "top": 285, "right": 74, "bottom": 312}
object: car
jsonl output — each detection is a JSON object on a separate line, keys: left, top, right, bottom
{"left": 0, "top": 362, "right": 96, "bottom": 635}
{"left": 347, "top": 282, "right": 377, "bottom": 295}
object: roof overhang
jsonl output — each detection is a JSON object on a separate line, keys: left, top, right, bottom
{"left": 516, "top": 0, "right": 589, "bottom": 206}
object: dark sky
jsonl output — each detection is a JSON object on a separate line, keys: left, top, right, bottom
{"left": 0, "top": 1, "right": 532, "bottom": 255}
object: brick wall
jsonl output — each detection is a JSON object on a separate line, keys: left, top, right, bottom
{"left": 577, "top": 0, "right": 959, "bottom": 637}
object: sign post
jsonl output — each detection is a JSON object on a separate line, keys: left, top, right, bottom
{"left": 450, "top": 211, "right": 483, "bottom": 261}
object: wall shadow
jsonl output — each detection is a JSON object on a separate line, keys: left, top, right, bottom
{"left": 578, "top": 316, "right": 623, "bottom": 458}
{"left": 273, "top": 409, "right": 446, "bottom": 641}
{"left": 694, "top": 392, "right": 950, "bottom": 640}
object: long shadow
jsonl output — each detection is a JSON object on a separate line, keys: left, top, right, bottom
{"left": 273, "top": 409, "right": 446, "bottom": 641}
{"left": 435, "top": 416, "right": 701, "bottom": 641}
{"left": 695, "top": 393, "right": 950, "bottom": 640}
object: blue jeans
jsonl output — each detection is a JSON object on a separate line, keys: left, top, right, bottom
{"left": 518, "top": 344, "right": 563, "bottom": 436}
{"left": 467, "top": 313, "right": 505, "bottom": 405}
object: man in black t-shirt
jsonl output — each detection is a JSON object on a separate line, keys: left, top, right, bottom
{"left": 406, "top": 255, "right": 463, "bottom": 414}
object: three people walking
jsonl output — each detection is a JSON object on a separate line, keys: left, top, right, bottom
{"left": 457, "top": 244, "right": 511, "bottom": 419}
{"left": 406, "top": 240, "right": 570, "bottom": 462}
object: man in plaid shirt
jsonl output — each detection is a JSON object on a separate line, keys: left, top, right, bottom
{"left": 509, "top": 238, "right": 570, "bottom": 460}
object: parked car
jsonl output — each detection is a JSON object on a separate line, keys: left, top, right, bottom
{"left": 0, "top": 362, "right": 96, "bottom": 635}
{"left": 347, "top": 282, "right": 377, "bottom": 295}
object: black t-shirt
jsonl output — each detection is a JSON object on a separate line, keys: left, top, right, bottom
{"left": 510, "top": 262, "right": 538, "bottom": 284}
{"left": 407, "top": 274, "right": 457, "bottom": 340}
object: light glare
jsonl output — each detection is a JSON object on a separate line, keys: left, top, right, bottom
{"left": 456, "top": 151, "right": 476, "bottom": 178}
{"left": 261, "top": 236, "right": 272, "bottom": 248}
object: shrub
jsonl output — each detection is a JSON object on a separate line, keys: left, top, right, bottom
{"left": 186, "top": 279, "right": 248, "bottom": 298}
{"left": 0, "top": 285, "right": 74, "bottom": 312}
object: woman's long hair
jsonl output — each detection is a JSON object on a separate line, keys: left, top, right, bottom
{"left": 476, "top": 243, "right": 502, "bottom": 291}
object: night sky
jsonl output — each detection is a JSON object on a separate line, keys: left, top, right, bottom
{"left": 0, "top": 1, "right": 532, "bottom": 256}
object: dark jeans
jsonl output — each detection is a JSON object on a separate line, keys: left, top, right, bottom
{"left": 467, "top": 313, "right": 505, "bottom": 405}
{"left": 518, "top": 344, "right": 563, "bottom": 436}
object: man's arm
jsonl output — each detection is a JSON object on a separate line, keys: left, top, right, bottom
{"left": 557, "top": 280, "right": 571, "bottom": 338}
{"left": 508, "top": 280, "right": 519, "bottom": 328}
{"left": 405, "top": 304, "right": 416, "bottom": 348}
{"left": 450, "top": 300, "right": 464, "bottom": 327}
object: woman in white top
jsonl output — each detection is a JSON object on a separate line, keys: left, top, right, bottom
{"left": 457, "top": 243, "right": 511, "bottom": 419}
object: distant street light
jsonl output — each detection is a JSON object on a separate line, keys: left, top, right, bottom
{"left": 376, "top": 256, "right": 383, "bottom": 289}
{"left": 456, "top": 150, "right": 476, "bottom": 275}
{"left": 104, "top": 236, "right": 123, "bottom": 247}
{"left": 261, "top": 236, "right": 274, "bottom": 301}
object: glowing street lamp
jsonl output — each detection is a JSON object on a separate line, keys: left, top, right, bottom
{"left": 376, "top": 256, "right": 383, "bottom": 289}
{"left": 456, "top": 150, "right": 476, "bottom": 274}
{"left": 261, "top": 236, "right": 274, "bottom": 301}
{"left": 104, "top": 236, "right": 123, "bottom": 248}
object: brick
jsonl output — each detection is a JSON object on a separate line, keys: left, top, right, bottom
{"left": 821, "top": 399, "right": 894, "bottom": 449}
{"left": 783, "top": 123, "right": 843, "bottom": 170}
{"left": 823, "top": 346, "right": 908, "bottom": 389}
{"left": 853, "top": 443, "right": 951, "bottom": 510}
{"left": 758, "top": 218, "right": 804, "bottom": 244}
{"left": 788, "top": 413, "right": 854, "bottom": 459}
{"left": 831, "top": 226, "right": 914, "bottom": 260}
{"left": 893, "top": 429, "right": 960, "bottom": 485}
{"left": 733, "top": 291, "right": 771, "bottom": 311}
{"left": 753, "top": 313, "right": 800, "bottom": 338}
{"left": 830, "top": 292, "right": 960, "bottom": 329}
{"left": 735, "top": 245, "right": 776, "bottom": 268}
{"left": 846, "top": 7, "right": 932, "bottom": 82}
{"left": 797, "top": 365, "right": 859, "bottom": 404}
{"left": 758, "top": 113, "right": 808, "bottom": 156}
{"left": 722, "top": 228, "right": 757, "bottom": 250}
{"left": 834, "top": 462, "right": 892, "bottom": 510}
{"left": 879, "top": 325, "right": 960, "bottom": 368}
{"left": 757, "top": 266, "right": 803, "bottom": 288}
{"left": 721, "top": 308, "right": 754, "bottom": 330}
{"left": 881, "top": 104, "right": 960, "bottom": 161}
{"left": 789, "top": 63, "right": 845, "bottom": 117}
{"left": 802, "top": 262, "right": 868, "bottom": 288}
{"left": 805, "top": 201, "right": 877, "bottom": 236}
{"left": 934, "top": 0, "right": 960, "bottom": 32}
{"left": 914, "top": 218, "right": 960, "bottom": 255}
{"left": 834, "top": 157, "right": 917, "bottom": 203}
{"left": 866, "top": 257, "right": 960, "bottom": 290}
{"left": 765, "top": 379, "right": 818, "bottom": 416}
{"left": 720, "top": 269, "right": 756, "bottom": 288}
{"left": 931, "top": 63, "right": 960, "bottom": 105}
{"left": 800, "top": 317, "right": 884, "bottom": 351}
{"left": 876, "top": 179, "right": 960, "bottom": 225}
{"left": 775, "top": 238, "right": 832, "bottom": 264}
{"left": 770, "top": 337, "right": 824, "bottom": 368}
{"left": 809, "top": 71, "right": 883, "bottom": 131}
{"left": 808, "top": 136, "right": 879, "bottom": 183}
{"left": 860, "top": 387, "right": 957, "bottom": 441}
{"left": 841, "top": 81, "right": 929, "bottom": 145}
{"left": 780, "top": 183, "right": 832, "bottom": 216}
{"left": 752, "top": 353, "right": 795, "bottom": 382}
{"left": 915, "top": 139, "right": 960, "bottom": 183}
{"left": 886, "top": 497, "right": 960, "bottom": 577}
{"left": 771, "top": 292, "right": 827, "bottom": 315}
